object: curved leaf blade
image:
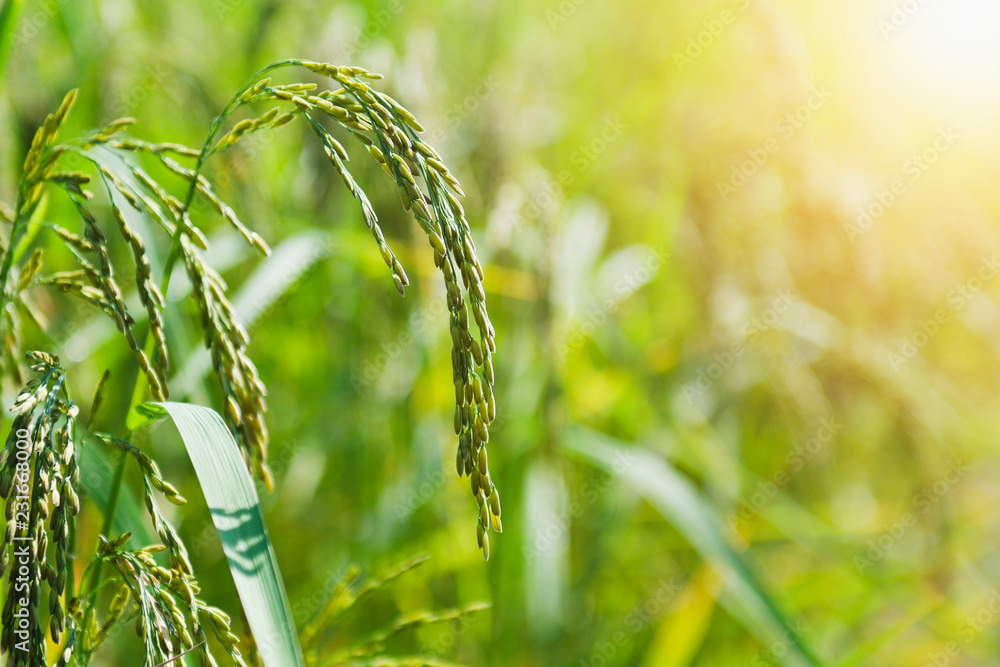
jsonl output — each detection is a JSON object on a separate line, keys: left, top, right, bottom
{"left": 565, "top": 426, "right": 822, "bottom": 667}
{"left": 147, "top": 401, "right": 305, "bottom": 667}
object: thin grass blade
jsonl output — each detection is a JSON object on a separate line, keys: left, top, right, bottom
{"left": 565, "top": 426, "right": 823, "bottom": 667}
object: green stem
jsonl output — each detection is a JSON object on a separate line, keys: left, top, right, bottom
{"left": 0, "top": 193, "right": 47, "bottom": 361}
{"left": 80, "top": 58, "right": 308, "bottom": 634}
{"left": 181, "top": 59, "right": 300, "bottom": 211}
{"left": 120, "top": 60, "right": 304, "bottom": 413}
{"left": 0, "top": 210, "right": 25, "bottom": 307}
{"left": 80, "top": 448, "right": 125, "bottom": 644}
{"left": 125, "top": 60, "right": 303, "bottom": 408}
{"left": 99, "top": 453, "right": 126, "bottom": 543}
{"left": 122, "top": 62, "right": 302, "bottom": 422}
{"left": 0, "top": 0, "right": 23, "bottom": 94}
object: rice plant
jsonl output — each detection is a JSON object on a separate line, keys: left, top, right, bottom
{"left": 0, "top": 58, "right": 499, "bottom": 666}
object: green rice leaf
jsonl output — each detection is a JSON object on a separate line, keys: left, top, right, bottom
{"left": 126, "top": 402, "right": 167, "bottom": 431}
{"left": 138, "top": 401, "right": 305, "bottom": 667}
{"left": 565, "top": 426, "right": 823, "bottom": 667}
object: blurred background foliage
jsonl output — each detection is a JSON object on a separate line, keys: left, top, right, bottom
{"left": 3, "top": 0, "right": 1000, "bottom": 664}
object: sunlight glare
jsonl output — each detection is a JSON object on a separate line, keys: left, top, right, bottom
{"left": 900, "top": 0, "right": 1000, "bottom": 99}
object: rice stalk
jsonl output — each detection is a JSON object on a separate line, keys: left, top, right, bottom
{"left": 73, "top": 422, "right": 250, "bottom": 666}
{"left": 0, "top": 57, "right": 501, "bottom": 661}
{"left": 0, "top": 352, "right": 81, "bottom": 665}
{"left": 88, "top": 60, "right": 501, "bottom": 552}
{"left": 299, "top": 554, "right": 487, "bottom": 667}
{"left": 86, "top": 538, "right": 249, "bottom": 667}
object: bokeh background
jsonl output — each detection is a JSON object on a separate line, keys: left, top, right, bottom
{"left": 4, "top": 0, "right": 1000, "bottom": 664}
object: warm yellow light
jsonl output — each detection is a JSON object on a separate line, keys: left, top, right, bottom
{"left": 883, "top": 0, "right": 1000, "bottom": 104}
{"left": 923, "top": 0, "right": 1000, "bottom": 77}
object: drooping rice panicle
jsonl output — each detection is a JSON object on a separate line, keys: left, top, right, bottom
{"left": 0, "top": 56, "right": 502, "bottom": 667}
{"left": 1, "top": 61, "right": 500, "bottom": 567}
